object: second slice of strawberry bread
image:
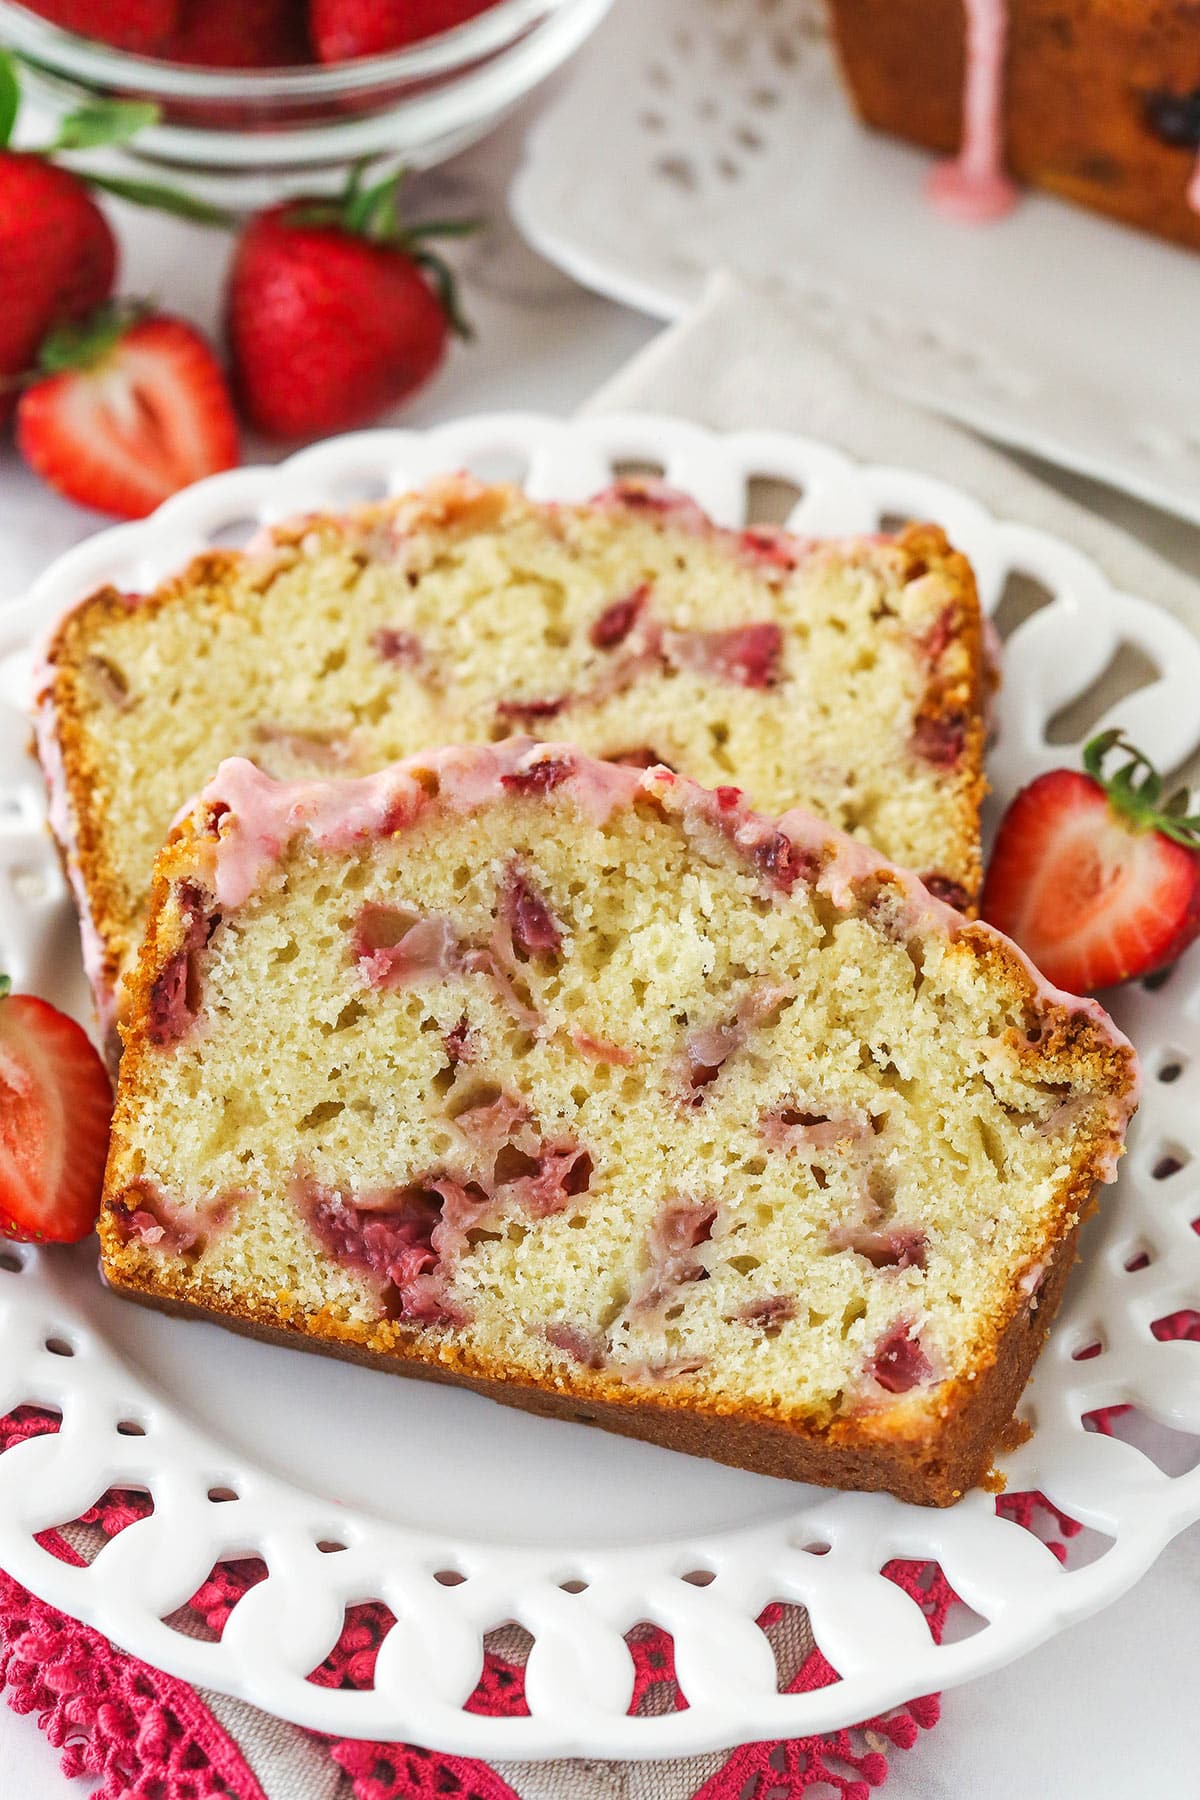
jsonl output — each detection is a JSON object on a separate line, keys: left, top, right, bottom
{"left": 36, "top": 474, "right": 986, "bottom": 1047}
{"left": 99, "top": 740, "right": 1136, "bottom": 1506}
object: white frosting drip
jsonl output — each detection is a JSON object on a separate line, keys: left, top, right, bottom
{"left": 929, "top": 1, "right": 1199, "bottom": 226}
{"left": 927, "top": 0, "right": 1017, "bottom": 222}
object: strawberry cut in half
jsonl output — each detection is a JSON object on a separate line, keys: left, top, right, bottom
{"left": 0, "top": 978, "right": 113, "bottom": 1244}
{"left": 981, "top": 729, "right": 1200, "bottom": 994}
{"left": 16, "top": 303, "right": 239, "bottom": 520}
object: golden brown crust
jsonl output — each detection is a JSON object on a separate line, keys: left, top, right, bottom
{"left": 38, "top": 556, "right": 249, "bottom": 1005}
{"left": 100, "top": 1207, "right": 1086, "bottom": 1506}
{"left": 893, "top": 523, "right": 988, "bottom": 910}
{"left": 827, "top": 0, "right": 1200, "bottom": 253}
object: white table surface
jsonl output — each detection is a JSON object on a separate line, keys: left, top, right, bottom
{"left": 2, "top": 85, "right": 1199, "bottom": 1800}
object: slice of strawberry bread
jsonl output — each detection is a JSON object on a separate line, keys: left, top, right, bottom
{"left": 99, "top": 740, "right": 1136, "bottom": 1505}
{"left": 35, "top": 474, "right": 987, "bottom": 1051}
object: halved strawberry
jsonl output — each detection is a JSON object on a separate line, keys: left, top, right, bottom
{"left": 981, "top": 730, "right": 1200, "bottom": 994}
{"left": 0, "top": 979, "right": 113, "bottom": 1244}
{"left": 16, "top": 304, "right": 239, "bottom": 520}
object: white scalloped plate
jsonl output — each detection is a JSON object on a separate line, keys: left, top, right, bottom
{"left": 1, "top": 412, "right": 1199, "bottom": 1759}
{"left": 510, "top": 0, "right": 1200, "bottom": 529}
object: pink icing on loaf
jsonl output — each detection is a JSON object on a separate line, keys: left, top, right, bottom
{"left": 927, "top": 0, "right": 1018, "bottom": 223}
{"left": 193, "top": 741, "right": 644, "bottom": 910}
{"left": 188, "top": 739, "right": 1138, "bottom": 1165}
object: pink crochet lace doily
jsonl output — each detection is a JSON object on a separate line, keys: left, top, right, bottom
{"left": 4, "top": 1298, "right": 1198, "bottom": 1800}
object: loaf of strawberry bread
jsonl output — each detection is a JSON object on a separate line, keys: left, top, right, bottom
{"left": 99, "top": 740, "right": 1137, "bottom": 1505}
{"left": 827, "top": 0, "right": 1200, "bottom": 251}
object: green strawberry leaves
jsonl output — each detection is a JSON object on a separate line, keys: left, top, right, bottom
{"left": 0, "top": 52, "right": 19, "bottom": 151}
{"left": 47, "top": 98, "right": 160, "bottom": 153}
{"left": 0, "top": 51, "right": 158, "bottom": 154}
{"left": 0, "top": 51, "right": 230, "bottom": 223}
{"left": 1083, "top": 728, "right": 1200, "bottom": 848}
{"left": 82, "top": 171, "right": 231, "bottom": 223}
{"left": 408, "top": 247, "right": 473, "bottom": 340}
{"left": 35, "top": 298, "right": 147, "bottom": 375}
{"left": 290, "top": 161, "right": 481, "bottom": 340}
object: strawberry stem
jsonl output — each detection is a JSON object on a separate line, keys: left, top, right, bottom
{"left": 35, "top": 298, "right": 148, "bottom": 376}
{"left": 1083, "top": 729, "right": 1200, "bottom": 848}
{"left": 287, "top": 159, "right": 480, "bottom": 341}
{"left": 81, "top": 171, "right": 232, "bottom": 226}
{"left": 411, "top": 249, "right": 473, "bottom": 341}
{"left": 0, "top": 975, "right": 9, "bottom": 1001}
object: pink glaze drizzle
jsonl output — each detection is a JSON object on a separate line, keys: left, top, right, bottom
{"left": 193, "top": 741, "right": 644, "bottom": 911}
{"left": 927, "top": 0, "right": 1018, "bottom": 223}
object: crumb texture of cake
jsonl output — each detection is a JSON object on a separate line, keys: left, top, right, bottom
{"left": 100, "top": 741, "right": 1137, "bottom": 1506}
{"left": 827, "top": 0, "right": 1200, "bottom": 251}
{"left": 36, "top": 475, "right": 986, "bottom": 1036}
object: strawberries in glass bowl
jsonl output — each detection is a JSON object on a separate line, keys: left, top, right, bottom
{"left": 0, "top": 0, "right": 614, "bottom": 204}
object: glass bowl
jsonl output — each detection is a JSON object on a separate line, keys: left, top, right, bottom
{"left": 0, "top": 0, "right": 614, "bottom": 207}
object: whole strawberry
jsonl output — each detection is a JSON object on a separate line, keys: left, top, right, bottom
{"left": 22, "top": 0, "right": 178, "bottom": 56}
{"left": 0, "top": 54, "right": 114, "bottom": 418}
{"left": 0, "top": 52, "right": 228, "bottom": 420}
{"left": 169, "top": 0, "right": 312, "bottom": 67}
{"left": 17, "top": 303, "right": 240, "bottom": 519}
{"left": 0, "top": 152, "right": 114, "bottom": 421}
{"left": 226, "top": 164, "right": 475, "bottom": 438}
{"left": 0, "top": 976, "right": 112, "bottom": 1245}
{"left": 310, "top": 0, "right": 496, "bottom": 61}
{"left": 981, "top": 729, "right": 1200, "bottom": 993}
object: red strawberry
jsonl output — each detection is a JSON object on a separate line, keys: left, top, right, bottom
{"left": 310, "top": 0, "right": 495, "bottom": 61}
{"left": 22, "top": 0, "right": 178, "bottom": 55}
{"left": 168, "top": 0, "right": 311, "bottom": 67}
{"left": 981, "top": 730, "right": 1200, "bottom": 993}
{"left": 226, "top": 166, "right": 474, "bottom": 438}
{"left": 0, "top": 154, "right": 115, "bottom": 421}
{"left": 17, "top": 305, "right": 239, "bottom": 519}
{"left": 0, "top": 52, "right": 227, "bottom": 420}
{"left": 0, "top": 978, "right": 112, "bottom": 1244}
